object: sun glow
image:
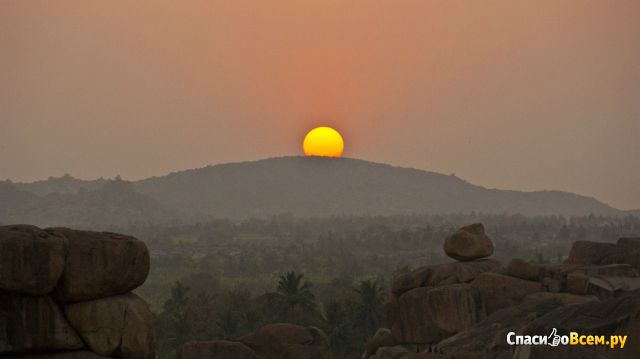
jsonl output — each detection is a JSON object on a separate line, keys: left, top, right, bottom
{"left": 303, "top": 127, "right": 344, "bottom": 157}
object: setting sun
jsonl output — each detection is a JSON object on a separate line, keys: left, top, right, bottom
{"left": 303, "top": 126, "right": 344, "bottom": 157}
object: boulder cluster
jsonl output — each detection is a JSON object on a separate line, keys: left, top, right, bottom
{"left": 367, "top": 223, "right": 640, "bottom": 359}
{"left": 178, "top": 323, "right": 332, "bottom": 359}
{"left": 0, "top": 225, "right": 154, "bottom": 358}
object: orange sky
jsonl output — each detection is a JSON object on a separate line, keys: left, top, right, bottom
{"left": 1, "top": 1, "right": 639, "bottom": 209}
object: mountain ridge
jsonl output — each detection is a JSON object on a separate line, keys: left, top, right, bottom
{"left": 1, "top": 156, "right": 626, "bottom": 225}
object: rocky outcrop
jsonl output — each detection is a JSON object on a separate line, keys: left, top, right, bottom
{"left": 47, "top": 228, "right": 150, "bottom": 303}
{"left": 391, "top": 259, "right": 502, "bottom": 296}
{"left": 438, "top": 294, "right": 640, "bottom": 358}
{"left": 0, "top": 225, "right": 153, "bottom": 358}
{"left": 0, "top": 225, "right": 66, "bottom": 294}
{"left": 374, "top": 223, "right": 640, "bottom": 358}
{"left": 443, "top": 223, "right": 494, "bottom": 261}
{"left": 390, "top": 284, "right": 486, "bottom": 344}
{"left": 471, "top": 272, "right": 544, "bottom": 314}
{"left": 180, "top": 323, "right": 332, "bottom": 359}
{"left": 567, "top": 238, "right": 640, "bottom": 273}
{"left": 0, "top": 293, "right": 84, "bottom": 353}
{"left": 64, "top": 293, "right": 154, "bottom": 358}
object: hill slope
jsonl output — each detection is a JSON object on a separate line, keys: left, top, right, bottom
{"left": 134, "top": 157, "right": 619, "bottom": 218}
{"left": 0, "top": 180, "right": 170, "bottom": 227}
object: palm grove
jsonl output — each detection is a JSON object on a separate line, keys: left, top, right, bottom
{"left": 154, "top": 271, "right": 385, "bottom": 358}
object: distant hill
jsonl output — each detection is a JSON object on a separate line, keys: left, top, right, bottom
{"left": 2, "top": 157, "right": 623, "bottom": 226}
{"left": 0, "top": 179, "right": 170, "bottom": 228}
{"left": 135, "top": 157, "right": 620, "bottom": 218}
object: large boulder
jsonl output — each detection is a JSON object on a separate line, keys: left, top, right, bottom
{"left": 64, "top": 293, "right": 154, "bottom": 359}
{"left": 390, "top": 284, "right": 486, "bottom": 344}
{"left": 392, "top": 259, "right": 502, "bottom": 296}
{"left": 239, "top": 323, "right": 331, "bottom": 359}
{"left": 471, "top": 272, "right": 544, "bottom": 314}
{"left": 47, "top": 228, "right": 150, "bottom": 302}
{"left": 0, "top": 293, "right": 84, "bottom": 354}
{"left": 443, "top": 224, "right": 494, "bottom": 261}
{"left": 566, "top": 238, "right": 640, "bottom": 274}
{"left": 566, "top": 240, "right": 621, "bottom": 266}
{"left": 0, "top": 225, "right": 66, "bottom": 295}
{"left": 178, "top": 341, "right": 257, "bottom": 359}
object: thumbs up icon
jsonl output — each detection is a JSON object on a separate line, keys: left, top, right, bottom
{"left": 547, "top": 328, "right": 561, "bottom": 347}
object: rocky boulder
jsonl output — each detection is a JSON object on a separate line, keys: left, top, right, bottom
{"left": 471, "top": 272, "right": 544, "bottom": 314}
{"left": 64, "top": 293, "right": 154, "bottom": 359}
{"left": 566, "top": 240, "right": 622, "bottom": 266}
{"left": 0, "top": 225, "right": 153, "bottom": 358}
{"left": 443, "top": 223, "right": 494, "bottom": 261}
{"left": 0, "top": 293, "right": 83, "bottom": 354}
{"left": 392, "top": 259, "right": 502, "bottom": 296}
{"left": 389, "top": 284, "right": 486, "bottom": 344}
{"left": 566, "top": 238, "right": 640, "bottom": 273}
{"left": 0, "top": 225, "right": 66, "bottom": 295}
{"left": 178, "top": 341, "right": 257, "bottom": 359}
{"left": 239, "top": 323, "right": 332, "bottom": 359}
{"left": 47, "top": 228, "right": 150, "bottom": 303}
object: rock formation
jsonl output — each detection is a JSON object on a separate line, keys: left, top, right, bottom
{"left": 178, "top": 323, "right": 332, "bottom": 359}
{"left": 0, "top": 225, "right": 154, "bottom": 358}
{"left": 369, "top": 224, "right": 640, "bottom": 359}
{"left": 443, "top": 223, "right": 494, "bottom": 261}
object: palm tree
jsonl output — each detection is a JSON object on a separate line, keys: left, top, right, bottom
{"left": 354, "top": 279, "right": 384, "bottom": 338}
{"left": 276, "top": 271, "right": 316, "bottom": 322}
{"left": 323, "top": 301, "right": 353, "bottom": 356}
{"left": 162, "top": 281, "right": 191, "bottom": 354}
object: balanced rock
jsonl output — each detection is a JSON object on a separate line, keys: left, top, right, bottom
{"left": 64, "top": 293, "right": 154, "bottom": 359}
{"left": 239, "top": 323, "right": 331, "bottom": 359}
{"left": 0, "top": 293, "right": 83, "bottom": 354}
{"left": 48, "top": 228, "right": 150, "bottom": 302}
{"left": 390, "top": 284, "right": 486, "bottom": 344}
{"left": 0, "top": 225, "right": 66, "bottom": 294}
{"left": 179, "top": 341, "right": 257, "bottom": 359}
{"left": 443, "top": 223, "right": 494, "bottom": 261}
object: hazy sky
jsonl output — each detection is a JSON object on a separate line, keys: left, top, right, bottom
{"left": 1, "top": 1, "right": 639, "bottom": 209}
